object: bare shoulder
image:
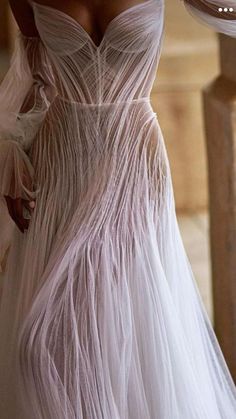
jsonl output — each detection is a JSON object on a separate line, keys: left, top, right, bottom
{"left": 9, "top": 0, "right": 39, "bottom": 37}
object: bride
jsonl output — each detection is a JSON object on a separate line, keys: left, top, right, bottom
{"left": 1, "top": 1, "right": 236, "bottom": 418}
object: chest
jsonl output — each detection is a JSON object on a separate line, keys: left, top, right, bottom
{"left": 32, "top": 0, "right": 151, "bottom": 47}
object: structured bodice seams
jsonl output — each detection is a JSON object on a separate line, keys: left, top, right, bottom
{"left": 27, "top": 0, "right": 165, "bottom": 104}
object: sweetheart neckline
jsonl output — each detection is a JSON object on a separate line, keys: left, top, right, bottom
{"left": 30, "top": 0, "right": 158, "bottom": 49}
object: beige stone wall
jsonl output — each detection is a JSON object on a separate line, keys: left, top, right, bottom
{"left": 151, "top": 0, "right": 219, "bottom": 212}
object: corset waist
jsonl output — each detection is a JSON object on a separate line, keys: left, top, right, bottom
{"left": 53, "top": 95, "right": 152, "bottom": 107}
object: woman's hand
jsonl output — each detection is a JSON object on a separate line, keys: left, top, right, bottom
{"left": 4, "top": 196, "right": 35, "bottom": 233}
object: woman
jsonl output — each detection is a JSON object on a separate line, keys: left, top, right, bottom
{"left": 0, "top": 1, "right": 236, "bottom": 418}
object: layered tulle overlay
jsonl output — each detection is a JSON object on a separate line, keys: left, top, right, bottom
{"left": 1, "top": 0, "right": 236, "bottom": 418}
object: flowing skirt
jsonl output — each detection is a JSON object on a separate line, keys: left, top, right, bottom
{"left": 0, "top": 97, "right": 236, "bottom": 419}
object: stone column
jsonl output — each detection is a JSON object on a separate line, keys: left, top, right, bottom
{"left": 202, "top": 33, "right": 236, "bottom": 382}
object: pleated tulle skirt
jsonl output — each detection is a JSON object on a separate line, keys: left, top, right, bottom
{"left": 0, "top": 97, "right": 236, "bottom": 419}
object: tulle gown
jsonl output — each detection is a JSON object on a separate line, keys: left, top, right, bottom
{"left": 1, "top": 0, "right": 236, "bottom": 418}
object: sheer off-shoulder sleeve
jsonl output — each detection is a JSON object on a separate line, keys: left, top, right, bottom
{"left": 0, "top": 31, "right": 57, "bottom": 200}
{"left": 183, "top": 0, "right": 236, "bottom": 37}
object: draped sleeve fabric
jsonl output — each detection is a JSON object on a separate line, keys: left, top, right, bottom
{"left": 183, "top": 0, "right": 236, "bottom": 37}
{"left": 0, "top": 30, "right": 58, "bottom": 201}
{"left": 0, "top": 197, "right": 14, "bottom": 275}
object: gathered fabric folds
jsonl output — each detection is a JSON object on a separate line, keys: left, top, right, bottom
{"left": 0, "top": 140, "right": 35, "bottom": 200}
{"left": 0, "top": 32, "right": 57, "bottom": 200}
{"left": 0, "top": 32, "right": 57, "bottom": 268}
{"left": 1, "top": 0, "right": 236, "bottom": 418}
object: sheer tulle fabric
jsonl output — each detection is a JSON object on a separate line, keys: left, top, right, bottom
{"left": 0, "top": 34, "right": 57, "bottom": 199}
{"left": 183, "top": 0, "right": 236, "bottom": 36}
{"left": 1, "top": 0, "right": 236, "bottom": 418}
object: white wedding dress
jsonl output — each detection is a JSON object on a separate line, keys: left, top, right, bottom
{"left": 0, "top": 1, "right": 236, "bottom": 418}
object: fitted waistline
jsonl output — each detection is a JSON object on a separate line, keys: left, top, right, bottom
{"left": 53, "top": 95, "right": 151, "bottom": 107}
{"left": 49, "top": 95, "right": 157, "bottom": 121}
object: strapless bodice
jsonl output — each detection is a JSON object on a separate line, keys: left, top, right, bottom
{"left": 28, "top": 0, "right": 164, "bottom": 104}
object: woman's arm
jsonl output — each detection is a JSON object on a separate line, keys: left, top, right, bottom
{"left": 0, "top": 2, "right": 57, "bottom": 233}
{"left": 9, "top": 0, "right": 56, "bottom": 116}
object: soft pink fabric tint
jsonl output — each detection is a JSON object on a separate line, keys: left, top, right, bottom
{"left": 0, "top": 0, "right": 236, "bottom": 418}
